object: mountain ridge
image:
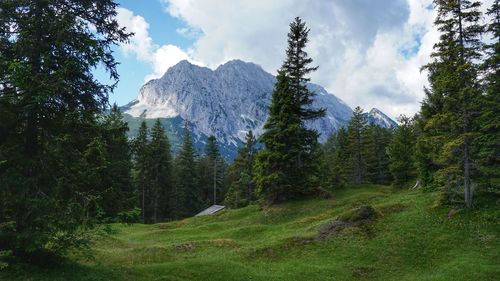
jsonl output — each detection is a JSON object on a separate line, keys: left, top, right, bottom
{"left": 121, "top": 60, "right": 396, "bottom": 159}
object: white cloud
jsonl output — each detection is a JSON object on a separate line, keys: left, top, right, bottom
{"left": 160, "top": 0, "right": 441, "bottom": 118}
{"left": 145, "top": 44, "right": 192, "bottom": 81}
{"left": 116, "top": 7, "right": 200, "bottom": 82}
{"left": 116, "top": 7, "right": 153, "bottom": 62}
{"left": 128, "top": 0, "right": 493, "bottom": 118}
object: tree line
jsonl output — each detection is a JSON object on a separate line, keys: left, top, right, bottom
{"left": 131, "top": 119, "right": 230, "bottom": 223}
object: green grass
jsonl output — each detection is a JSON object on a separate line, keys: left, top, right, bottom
{"left": 2, "top": 185, "right": 499, "bottom": 281}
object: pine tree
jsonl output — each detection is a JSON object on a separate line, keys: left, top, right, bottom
{"left": 148, "top": 120, "right": 173, "bottom": 223}
{"left": 420, "top": 0, "right": 484, "bottom": 207}
{"left": 83, "top": 136, "right": 109, "bottom": 199}
{"left": 255, "top": 17, "right": 325, "bottom": 204}
{"left": 175, "top": 124, "right": 202, "bottom": 216}
{"left": 476, "top": 0, "right": 500, "bottom": 191}
{"left": 0, "top": 0, "right": 129, "bottom": 259}
{"left": 347, "top": 106, "right": 368, "bottom": 184}
{"left": 133, "top": 121, "right": 150, "bottom": 223}
{"left": 100, "top": 104, "right": 134, "bottom": 219}
{"left": 387, "top": 115, "right": 417, "bottom": 187}
{"left": 322, "top": 127, "right": 350, "bottom": 187}
{"left": 364, "top": 124, "right": 393, "bottom": 184}
{"left": 198, "top": 135, "right": 226, "bottom": 206}
{"left": 224, "top": 131, "right": 258, "bottom": 208}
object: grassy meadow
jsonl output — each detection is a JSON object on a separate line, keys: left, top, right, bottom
{"left": 2, "top": 185, "right": 498, "bottom": 281}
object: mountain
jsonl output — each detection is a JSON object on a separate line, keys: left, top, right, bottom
{"left": 365, "top": 108, "right": 398, "bottom": 128}
{"left": 121, "top": 60, "right": 395, "bottom": 159}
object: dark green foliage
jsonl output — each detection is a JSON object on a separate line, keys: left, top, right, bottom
{"left": 255, "top": 17, "right": 325, "bottom": 204}
{"left": 224, "top": 131, "right": 258, "bottom": 208}
{"left": 99, "top": 105, "right": 135, "bottom": 219}
{"left": 476, "top": 0, "right": 500, "bottom": 192}
{"left": 387, "top": 115, "right": 417, "bottom": 187}
{"left": 116, "top": 207, "right": 141, "bottom": 224}
{"left": 132, "top": 121, "right": 150, "bottom": 223}
{"left": 204, "top": 135, "right": 220, "bottom": 161}
{"left": 363, "top": 124, "right": 393, "bottom": 185}
{"left": 197, "top": 135, "right": 227, "bottom": 206}
{"left": 419, "top": 0, "right": 484, "bottom": 207}
{"left": 147, "top": 119, "right": 174, "bottom": 222}
{"left": 347, "top": 106, "right": 369, "bottom": 184}
{"left": 321, "top": 127, "right": 350, "bottom": 187}
{"left": 175, "top": 125, "right": 202, "bottom": 216}
{"left": 322, "top": 110, "right": 392, "bottom": 187}
{"left": 132, "top": 121, "right": 198, "bottom": 220}
{"left": 0, "top": 0, "right": 129, "bottom": 259}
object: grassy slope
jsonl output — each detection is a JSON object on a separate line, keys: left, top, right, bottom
{"left": 2, "top": 185, "right": 499, "bottom": 281}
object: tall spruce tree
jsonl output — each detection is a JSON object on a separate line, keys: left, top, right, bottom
{"left": 175, "top": 124, "right": 202, "bottom": 216}
{"left": 198, "top": 135, "right": 226, "bottom": 206}
{"left": 100, "top": 104, "right": 134, "bottom": 218}
{"left": 224, "top": 131, "right": 257, "bottom": 208}
{"left": 133, "top": 121, "right": 150, "bottom": 223}
{"left": 347, "top": 106, "right": 368, "bottom": 184}
{"left": 147, "top": 120, "right": 173, "bottom": 223}
{"left": 364, "top": 124, "right": 393, "bottom": 184}
{"left": 0, "top": 0, "right": 129, "bottom": 258}
{"left": 420, "top": 0, "right": 484, "bottom": 207}
{"left": 476, "top": 0, "right": 500, "bottom": 191}
{"left": 255, "top": 17, "right": 325, "bottom": 204}
{"left": 387, "top": 115, "right": 417, "bottom": 187}
{"left": 322, "top": 127, "right": 350, "bottom": 187}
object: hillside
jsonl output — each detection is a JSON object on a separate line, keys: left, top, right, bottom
{"left": 3, "top": 185, "right": 498, "bottom": 281}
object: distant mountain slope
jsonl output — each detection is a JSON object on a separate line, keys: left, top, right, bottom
{"left": 365, "top": 108, "right": 398, "bottom": 128}
{"left": 121, "top": 60, "right": 396, "bottom": 159}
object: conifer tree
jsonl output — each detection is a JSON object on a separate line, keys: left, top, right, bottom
{"left": 83, "top": 136, "right": 109, "bottom": 200}
{"left": 420, "top": 0, "right": 484, "bottom": 207}
{"left": 347, "top": 106, "right": 368, "bottom": 184}
{"left": 364, "top": 124, "right": 393, "bottom": 184}
{"left": 476, "top": 0, "right": 500, "bottom": 191}
{"left": 387, "top": 115, "right": 417, "bottom": 187}
{"left": 0, "top": 0, "right": 129, "bottom": 258}
{"left": 100, "top": 104, "right": 134, "bottom": 219}
{"left": 133, "top": 121, "right": 150, "bottom": 223}
{"left": 147, "top": 120, "right": 173, "bottom": 222}
{"left": 224, "top": 131, "right": 257, "bottom": 208}
{"left": 198, "top": 135, "right": 226, "bottom": 206}
{"left": 322, "top": 127, "right": 350, "bottom": 187}
{"left": 255, "top": 17, "right": 325, "bottom": 204}
{"left": 175, "top": 124, "right": 202, "bottom": 216}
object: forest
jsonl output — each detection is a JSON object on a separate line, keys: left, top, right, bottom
{"left": 0, "top": 0, "right": 498, "bottom": 279}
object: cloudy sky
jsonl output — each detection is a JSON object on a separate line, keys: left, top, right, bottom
{"left": 101, "top": 0, "right": 493, "bottom": 119}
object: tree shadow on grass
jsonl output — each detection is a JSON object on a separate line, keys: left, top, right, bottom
{"left": 1, "top": 259, "right": 127, "bottom": 281}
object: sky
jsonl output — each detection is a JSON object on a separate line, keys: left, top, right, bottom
{"left": 100, "top": 0, "right": 494, "bottom": 119}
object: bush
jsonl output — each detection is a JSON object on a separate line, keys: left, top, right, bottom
{"left": 116, "top": 208, "right": 141, "bottom": 224}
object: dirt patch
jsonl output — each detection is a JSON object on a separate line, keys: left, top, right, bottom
{"left": 174, "top": 242, "right": 195, "bottom": 251}
{"left": 311, "top": 186, "right": 334, "bottom": 199}
{"left": 283, "top": 236, "right": 316, "bottom": 249}
{"left": 317, "top": 205, "right": 378, "bottom": 240}
{"left": 157, "top": 223, "right": 170, "bottom": 229}
{"left": 208, "top": 239, "right": 239, "bottom": 248}
{"left": 352, "top": 266, "right": 378, "bottom": 278}
{"left": 247, "top": 246, "right": 280, "bottom": 260}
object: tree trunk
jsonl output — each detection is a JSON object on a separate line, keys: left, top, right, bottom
{"left": 142, "top": 178, "right": 145, "bottom": 223}
{"left": 154, "top": 195, "right": 158, "bottom": 223}
{"left": 457, "top": 0, "right": 472, "bottom": 208}
{"left": 464, "top": 139, "right": 472, "bottom": 208}
{"left": 154, "top": 168, "right": 159, "bottom": 223}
